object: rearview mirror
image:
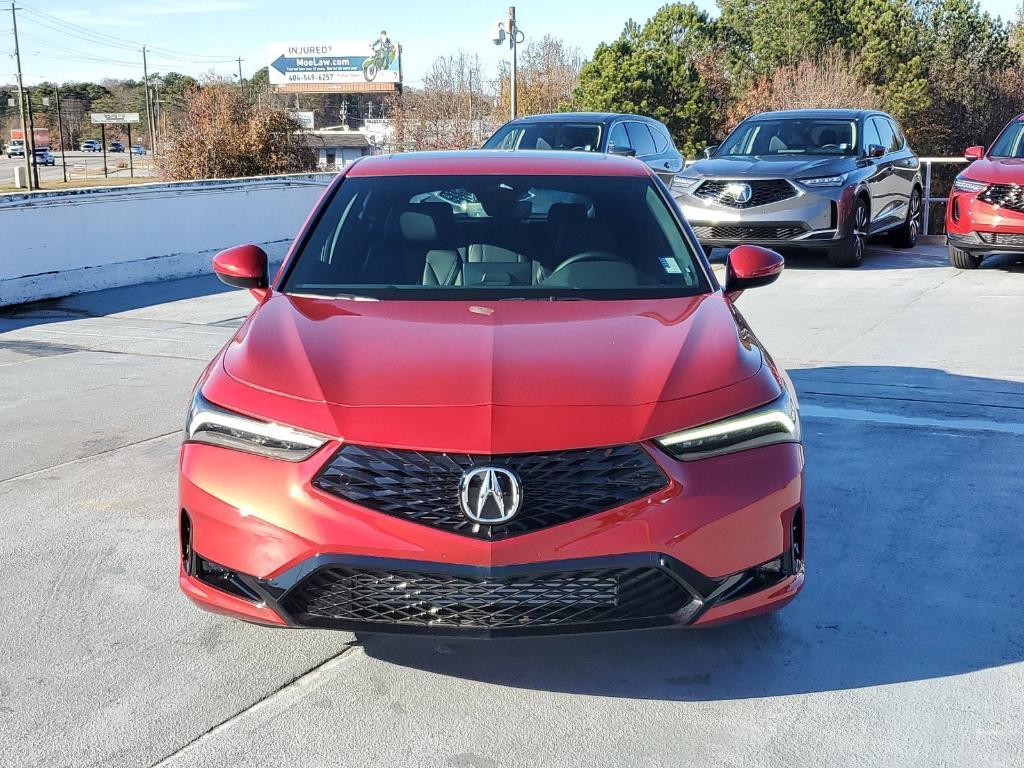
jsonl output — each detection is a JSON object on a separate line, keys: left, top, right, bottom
{"left": 867, "top": 144, "right": 885, "bottom": 159}
{"left": 703, "top": 144, "right": 719, "bottom": 159}
{"left": 213, "top": 244, "right": 269, "bottom": 298}
{"left": 608, "top": 145, "right": 636, "bottom": 157}
{"left": 724, "top": 245, "right": 784, "bottom": 301}
{"left": 964, "top": 145, "right": 985, "bottom": 161}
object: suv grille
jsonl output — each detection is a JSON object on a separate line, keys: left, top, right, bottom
{"left": 282, "top": 563, "right": 693, "bottom": 630}
{"left": 692, "top": 224, "right": 806, "bottom": 241}
{"left": 313, "top": 444, "right": 668, "bottom": 540}
{"left": 693, "top": 179, "right": 797, "bottom": 208}
{"left": 979, "top": 184, "right": 1024, "bottom": 213}
{"left": 978, "top": 231, "right": 1024, "bottom": 246}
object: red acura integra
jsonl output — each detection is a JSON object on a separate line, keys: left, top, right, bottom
{"left": 179, "top": 151, "right": 805, "bottom": 637}
{"left": 947, "top": 113, "right": 1024, "bottom": 269}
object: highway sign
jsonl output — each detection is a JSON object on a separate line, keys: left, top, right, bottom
{"left": 267, "top": 38, "right": 401, "bottom": 92}
{"left": 91, "top": 113, "right": 141, "bottom": 124}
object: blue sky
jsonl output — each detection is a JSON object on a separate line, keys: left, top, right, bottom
{"left": 5, "top": 0, "right": 1019, "bottom": 86}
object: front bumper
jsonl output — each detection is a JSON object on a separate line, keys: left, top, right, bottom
{"left": 946, "top": 192, "right": 1024, "bottom": 257}
{"left": 179, "top": 440, "right": 805, "bottom": 635}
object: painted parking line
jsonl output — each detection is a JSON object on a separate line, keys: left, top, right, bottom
{"left": 800, "top": 403, "right": 1024, "bottom": 436}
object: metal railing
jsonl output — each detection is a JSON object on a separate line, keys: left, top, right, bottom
{"left": 920, "top": 157, "right": 968, "bottom": 235}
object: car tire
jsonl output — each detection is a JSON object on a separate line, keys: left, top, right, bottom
{"left": 828, "top": 197, "right": 869, "bottom": 268}
{"left": 948, "top": 245, "right": 982, "bottom": 269}
{"left": 890, "top": 187, "right": 922, "bottom": 248}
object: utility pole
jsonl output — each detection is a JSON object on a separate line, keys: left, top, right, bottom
{"left": 509, "top": 6, "right": 518, "bottom": 120}
{"left": 237, "top": 56, "right": 244, "bottom": 89}
{"left": 53, "top": 87, "right": 67, "bottom": 182}
{"left": 25, "top": 85, "right": 39, "bottom": 188}
{"left": 10, "top": 2, "right": 33, "bottom": 189}
{"left": 142, "top": 46, "right": 156, "bottom": 158}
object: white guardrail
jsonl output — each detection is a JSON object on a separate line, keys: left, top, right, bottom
{"left": 919, "top": 157, "right": 968, "bottom": 235}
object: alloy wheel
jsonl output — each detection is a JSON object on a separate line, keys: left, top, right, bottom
{"left": 853, "top": 200, "right": 868, "bottom": 262}
{"left": 908, "top": 190, "right": 921, "bottom": 242}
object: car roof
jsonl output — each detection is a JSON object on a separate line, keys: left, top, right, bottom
{"left": 748, "top": 108, "right": 886, "bottom": 121}
{"left": 346, "top": 150, "right": 652, "bottom": 178}
{"left": 499, "top": 112, "right": 660, "bottom": 126}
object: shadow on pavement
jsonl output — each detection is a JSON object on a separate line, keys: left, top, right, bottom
{"left": 358, "top": 365, "right": 1024, "bottom": 701}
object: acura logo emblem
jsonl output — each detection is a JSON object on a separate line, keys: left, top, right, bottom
{"left": 724, "top": 182, "right": 752, "bottom": 204}
{"left": 459, "top": 466, "right": 522, "bottom": 525}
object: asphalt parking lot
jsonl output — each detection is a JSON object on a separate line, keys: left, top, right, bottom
{"left": 1, "top": 242, "right": 1022, "bottom": 768}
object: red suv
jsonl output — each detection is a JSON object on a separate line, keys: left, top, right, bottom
{"left": 179, "top": 151, "right": 805, "bottom": 636}
{"left": 946, "top": 114, "right": 1024, "bottom": 269}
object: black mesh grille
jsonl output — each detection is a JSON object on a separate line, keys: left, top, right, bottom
{"left": 693, "top": 179, "right": 797, "bottom": 208}
{"left": 979, "top": 184, "right": 1024, "bottom": 213}
{"left": 978, "top": 231, "right": 1024, "bottom": 246}
{"left": 282, "top": 564, "right": 691, "bottom": 630}
{"left": 692, "top": 224, "right": 806, "bottom": 241}
{"left": 313, "top": 444, "right": 668, "bottom": 540}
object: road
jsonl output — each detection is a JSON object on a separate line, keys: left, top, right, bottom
{"left": 1, "top": 243, "right": 1022, "bottom": 767}
{"left": 0, "top": 149, "right": 156, "bottom": 185}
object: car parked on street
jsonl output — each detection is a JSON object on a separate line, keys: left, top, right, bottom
{"left": 673, "top": 109, "right": 923, "bottom": 267}
{"left": 130, "top": 144, "right": 146, "bottom": 155}
{"left": 483, "top": 112, "right": 685, "bottom": 185}
{"left": 31, "top": 147, "right": 55, "bottom": 166}
{"left": 179, "top": 151, "right": 805, "bottom": 637}
{"left": 80, "top": 139, "right": 102, "bottom": 152}
{"left": 945, "top": 114, "right": 1024, "bottom": 269}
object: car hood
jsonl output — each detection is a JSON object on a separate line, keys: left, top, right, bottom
{"left": 686, "top": 154, "right": 856, "bottom": 179}
{"left": 222, "top": 293, "right": 763, "bottom": 409}
{"left": 963, "top": 157, "right": 1024, "bottom": 184}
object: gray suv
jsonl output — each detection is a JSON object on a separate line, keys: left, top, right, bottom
{"left": 673, "top": 109, "right": 922, "bottom": 267}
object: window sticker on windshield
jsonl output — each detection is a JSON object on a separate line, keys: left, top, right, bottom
{"left": 659, "top": 257, "right": 682, "bottom": 274}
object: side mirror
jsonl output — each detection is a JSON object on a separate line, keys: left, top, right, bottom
{"left": 724, "top": 245, "right": 784, "bottom": 301}
{"left": 867, "top": 144, "right": 886, "bottom": 159}
{"left": 608, "top": 144, "right": 636, "bottom": 157}
{"left": 703, "top": 144, "right": 719, "bottom": 159}
{"left": 213, "top": 244, "right": 269, "bottom": 298}
{"left": 964, "top": 145, "right": 985, "bottom": 161}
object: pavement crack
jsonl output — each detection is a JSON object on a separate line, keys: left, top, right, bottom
{"left": 0, "top": 431, "right": 180, "bottom": 484}
{"left": 147, "top": 643, "right": 362, "bottom": 768}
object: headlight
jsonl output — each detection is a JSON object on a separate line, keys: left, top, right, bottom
{"left": 671, "top": 175, "right": 701, "bottom": 194}
{"left": 797, "top": 174, "right": 847, "bottom": 188}
{"left": 952, "top": 175, "right": 987, "bottom": 193}
{"left": 184, "top": 390, "right": 326, "bottom": 461}
{"left": 654, "top": 388, "right": 800, "bottom": 461}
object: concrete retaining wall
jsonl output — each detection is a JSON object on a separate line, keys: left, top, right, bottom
{"left": 0, "top": 173, "right": 335, "bottom": 306}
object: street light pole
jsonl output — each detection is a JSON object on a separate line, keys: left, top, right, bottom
{"left": 53, "top": 87, "right": 68, "bottom": 182}
{"left": 10, "top": 1, "right": 33, "bottom": 190}
{"left": 509, "top": 6, "right": 517, "bottom": 120}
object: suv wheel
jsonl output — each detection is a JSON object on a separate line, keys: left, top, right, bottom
{"left": 829, "top": 197, "right": 869, "bottom": 268}
{"left": 948, "top": 245, "right": 982, "bottom": 270}
{"left": 890, "top": 188, "right": 922, "bottom": 248}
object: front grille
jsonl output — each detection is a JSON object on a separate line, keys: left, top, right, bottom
{"left": 979, "top": 184, "right": 1024, "bottom": 213}
{"left": 978, "top": 231, "right": 1024, "bottom": 246}
{"left": 692, "top": 224, "right": 806, "bottom": 241}
{"left": 282, "top": 563, "right": 692, "bottom": 630}
{"left": 313, "top": 444, "right": 668, "bottom": 540}
{"left": 693, "top": 178, "right": 797, "bottom": 208}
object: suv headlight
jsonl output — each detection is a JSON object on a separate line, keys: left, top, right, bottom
{"left": 184, "top": 390, "right": 326, "bottom": 461}
{"left": 952, "top": 175, "right": 987, "bottom": 193}
{"left": 797, "top": 174, "right": 848, "bottom": 188}
{"left": 654, "top": 388, "right": 800, "bottom": 461}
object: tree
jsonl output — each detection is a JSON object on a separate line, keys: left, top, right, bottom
{"left": 159, "top": 78, "right": 314, "bottom": 180}
{"left": 392, "top": 53, "right": 491, "bottom": 150}
{"left": 495, "top": 35, "right": 582, "bottom": 121}
{"left": 728, "top": 47, "right": 881, "bottom": 128}
{"left": 572, "top": 4, "right": 730, "bottom": 156}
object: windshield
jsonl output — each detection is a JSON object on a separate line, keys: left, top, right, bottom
{"left": 719, "top": 118, "right": 858, "bottom": 157}
{"left": 483, "top": 123, "right": 602, "bottom": 152}
{"left": 989, "top": 121, "right": 1024, "bottom": 158}
{"left": 282, "top": 174, "right": 706, "bottom": 300}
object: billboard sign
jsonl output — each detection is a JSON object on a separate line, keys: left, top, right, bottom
{"left": 288, "top": 110, "right": 315, "bottom": 130}
{"left": 267, "top": 36, "right": 401, "bottom": 89}
{"left": 91, "top": 112, "right": 141, "bottom": 124}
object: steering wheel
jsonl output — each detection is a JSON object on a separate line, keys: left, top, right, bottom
{"left": 553, "top": 250, "right": 632, "bottom": 273}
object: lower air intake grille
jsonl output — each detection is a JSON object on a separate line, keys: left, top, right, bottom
{"left": 313, "top": 444, "right": 668, "bottom": 540}
{"left": 978, "top": 231, "right": 1024, "bottom": 246}
{"left": 692, "top": 224, "right": 806, "bottom": 241}
{"left": 282, "top": 564, "right": 692, "bottom": 630}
